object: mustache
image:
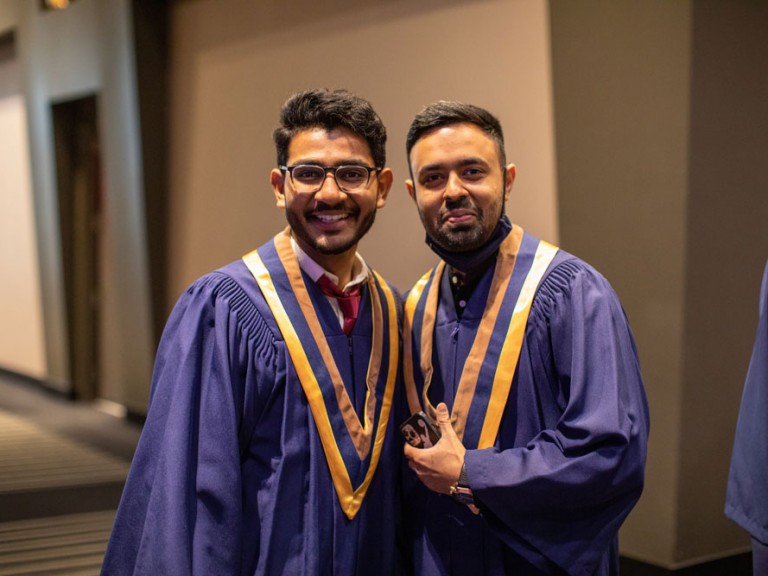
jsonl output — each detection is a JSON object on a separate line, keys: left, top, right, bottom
{"left": 439, "top": 197, "right": 480, "bottom": 221}
{"left": 307, "top": 201, "right": 354, "bottom": 213}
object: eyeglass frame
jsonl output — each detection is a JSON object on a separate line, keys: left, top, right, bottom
{"left": 279, "top": 163, "right": 383, "bottom": 194}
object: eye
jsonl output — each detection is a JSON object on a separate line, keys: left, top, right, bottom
{"left": 462, "top": 166, "right": 486, "bottom": 181}
{"left": 420, "top": 172, "right": 446, "bottom": 190}
{"left": 292, "top": 165, "right": 324, "bottom": 183}
{"left": 336, "top": 166, "right": 368, "bottom": 185}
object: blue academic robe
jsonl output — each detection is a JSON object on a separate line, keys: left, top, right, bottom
{"left": 102, "top": 235, "right": 403, "bottom": 575}
{"left": 403, "top": 230, "right": 649, "bottom": 576}
{"left": 726, "top": 260, "right": 768, "bottom": 563}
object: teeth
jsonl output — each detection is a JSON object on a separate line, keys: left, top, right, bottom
{"left": 316, "top": 214, "right": 347, "bottom": 222}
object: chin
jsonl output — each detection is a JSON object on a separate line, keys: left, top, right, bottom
{"left": 313, "top": 236, "right": 358, "bottom": 256}
{"left": 434, "top": 229, "right": 485, "bottom": 251}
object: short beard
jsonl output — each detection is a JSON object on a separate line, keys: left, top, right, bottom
{"left": 420, "top": 198, "right": 505, "bottom": 253}
{"left": 286, "top": 207, "right": 377, "bottom": 256}
{"left": 427, "top": 221, "right": 487, "bottom": 252}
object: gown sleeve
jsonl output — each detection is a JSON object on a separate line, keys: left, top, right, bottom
{"left": 464, "top": 258, "right": 650, "bottom": 575}
{"left": 726, "top": 260, "right": 768, "bottom": 549}
{"left": 101, "top": 271, "right": 277, "bottom": 576}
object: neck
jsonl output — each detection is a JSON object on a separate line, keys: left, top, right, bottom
{"left": 318, "top": 253, "right": 357, "bottom": 288}
{"left": 293, "top": 235, "right": 358, "bottom": 287}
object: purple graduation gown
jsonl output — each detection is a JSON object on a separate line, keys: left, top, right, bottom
{"left": 403, "top": 232, "right": 649, "bottom": 576}
{"left": 101, "top": 238, "right": 403, "bottom": 575}
{"left": 726, "top": 260, "right": 768, "bottom": 572}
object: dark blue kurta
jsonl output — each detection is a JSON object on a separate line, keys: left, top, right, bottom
{"left": 102, "top": 239, "right": 402, "bottom": 575}
{"left": 726, "top": 260, "right": 768, "bottom": 571}
{"left": 403, "top": 234, "right": 649, "bottom": 576}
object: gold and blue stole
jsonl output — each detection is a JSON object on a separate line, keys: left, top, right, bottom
{"left": 242, "top": 228, "right": 398, "bottom": 520}
{"left": 404, "top": 226, "right": 558, "bottom": 449}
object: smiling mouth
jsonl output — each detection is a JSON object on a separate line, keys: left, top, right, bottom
{"left": 308, "top": 210, "right": 357, "bottom": 229}
{"left": 315, "top": 213, "right": 349, "bottom": 223}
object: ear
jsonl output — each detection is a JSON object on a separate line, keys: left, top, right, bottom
{"left": 375, "top": 168, "right": 394, "bottom": 209}
{"left": 406, "top": 179, "right": 416, "bottom": 203}
{"left": 504, "top": 163, "right": 516, "bottom": 200}
{"left": 271, "top": 168, "right": 286, "bottom": 208}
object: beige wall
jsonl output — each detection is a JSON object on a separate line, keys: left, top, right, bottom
{"left": 551, "top": 1, "right": 691, "bottom": 565}
{"left": 167, "top": 0, "right": 559, "bottom": 302}
{"left": 551, "top": 0, "right": 768, "bottom": 568}
{"left": 0, "top": 0, "right": 155, "bottom": 409}
{"left": 0, "top": 60, "right": 46, "bottom": 378}
{"left": 678, "top": 0, "right": 768, "bottom": 563}
{"left": 4, "top": 0, "right": 766, "bottom": 569}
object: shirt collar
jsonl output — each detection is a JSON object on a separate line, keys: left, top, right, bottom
{"left": 290, "top": 236, "right": 369, "bottom": 292}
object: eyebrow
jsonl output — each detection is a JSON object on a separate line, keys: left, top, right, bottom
{"left": 288, "top": 158, "right": 374, "bottom": 167}
{"left": 418, "top": 157, "right": 489, "bottom": 174}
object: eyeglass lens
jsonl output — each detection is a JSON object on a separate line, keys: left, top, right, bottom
{"left": 290, "top": 165, "right": 373, "bottom": 193}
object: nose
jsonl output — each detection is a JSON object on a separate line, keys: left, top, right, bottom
{"left": 313, "top": 170, "right": 345, "bottom": 204}
{"left": 443, "top": 171, "right": 468, "bottom": 200}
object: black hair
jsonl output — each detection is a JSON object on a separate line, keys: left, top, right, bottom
{"left": 274, "top": 88, "right": 387, "bottom": 168}
{"left": 405, "top": 101, "right": 506, "bottom": 170}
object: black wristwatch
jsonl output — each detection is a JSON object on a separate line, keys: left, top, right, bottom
{"left": 450, "top": 463, "right": 475, "bottom": 506}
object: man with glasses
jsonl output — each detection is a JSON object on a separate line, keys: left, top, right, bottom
{"left": 400, "top": 101, "right": 649, "bottom": 575}
{"left": 102, "top": 89, "right": 402, "bottom": 575}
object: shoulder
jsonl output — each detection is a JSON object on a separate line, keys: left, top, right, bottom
{"left": 539, "top": 250, "right": 610, "bottom": 294}
{"left": 361, "top": 261, "right": 405, "bottom": 307}
{"left": 530, "top": 249, "right": 622, "bottom": 321}
{"left": 178, "top": 260, "right": 259, "bottom": 310}
{"left": 170, "top": 259, "right": 279, "bottom": 342}
{"left": 375, "top": 272, "right": 405, "bottom": 304}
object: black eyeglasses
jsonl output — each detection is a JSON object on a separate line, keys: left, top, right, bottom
{"left": 280, "top": 164, "right": 381, "bottom": 194}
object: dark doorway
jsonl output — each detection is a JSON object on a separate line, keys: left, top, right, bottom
{"left": 52, "top": 95, "right": 102, "bottom": 400}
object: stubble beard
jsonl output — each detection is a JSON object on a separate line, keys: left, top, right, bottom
{"left": 286, "top": 207, "right": 377, "bottom": 256}
{"left": 421, "top": 198, "right": 504, "bottom": 253}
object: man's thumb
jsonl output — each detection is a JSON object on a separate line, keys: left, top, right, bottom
{"left": 435, "top": 402, "right": 450, "bottom": 425}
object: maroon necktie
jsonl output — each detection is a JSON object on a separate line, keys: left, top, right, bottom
{"left": 316, "top": 275, "right": 361, "bottom": 336}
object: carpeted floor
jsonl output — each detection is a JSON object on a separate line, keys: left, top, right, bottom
{"left": 0, "top": 371, "right": 754, "bottom": 575}
{"left": 0, "top": 372, "right": 142, "bottom": 575}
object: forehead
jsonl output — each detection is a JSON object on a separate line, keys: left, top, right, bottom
{"left": 287, "top": 127, "right": 373, "bottom": 163}
{"left": 409, "top": 122, "right": 500, "bottom": 169}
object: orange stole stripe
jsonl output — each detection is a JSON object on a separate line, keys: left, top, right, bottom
{"left": 271, "top": 231, "right": 378, "bottom": 457}
{"left": 403, "top": 270, "right": 431, "bottom": 415}
{"left": 448, "top": 227, "right": 523, "bottom": 440}
{"left": 403, "top": 227, "right": 559, "bottom": 449}
{"left": 241, "top": 236, "right": 398, "bottom": 520}
{"left": 403, "top": 227, "right": 524, "bottom": 441}
{"left": 477, "top": 240, "right": 558, "bottom": 448}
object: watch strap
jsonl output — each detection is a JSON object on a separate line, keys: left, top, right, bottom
{"left": 450, "top": 462, "right": 476, "bottom": 507}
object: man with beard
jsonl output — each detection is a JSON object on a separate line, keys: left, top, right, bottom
{"left": 102, "top": 89, "right": 402, "bottom": 575}
{"left": 400, "top": 101, "right": 649, "bottom": 575}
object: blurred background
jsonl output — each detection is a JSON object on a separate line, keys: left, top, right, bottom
{"left": 0, "top": 0, "right": 766, "bottom": 573}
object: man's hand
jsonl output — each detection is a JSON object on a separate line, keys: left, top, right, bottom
{"left": 404, "top": 402, "right": 466, "bottom": 494}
